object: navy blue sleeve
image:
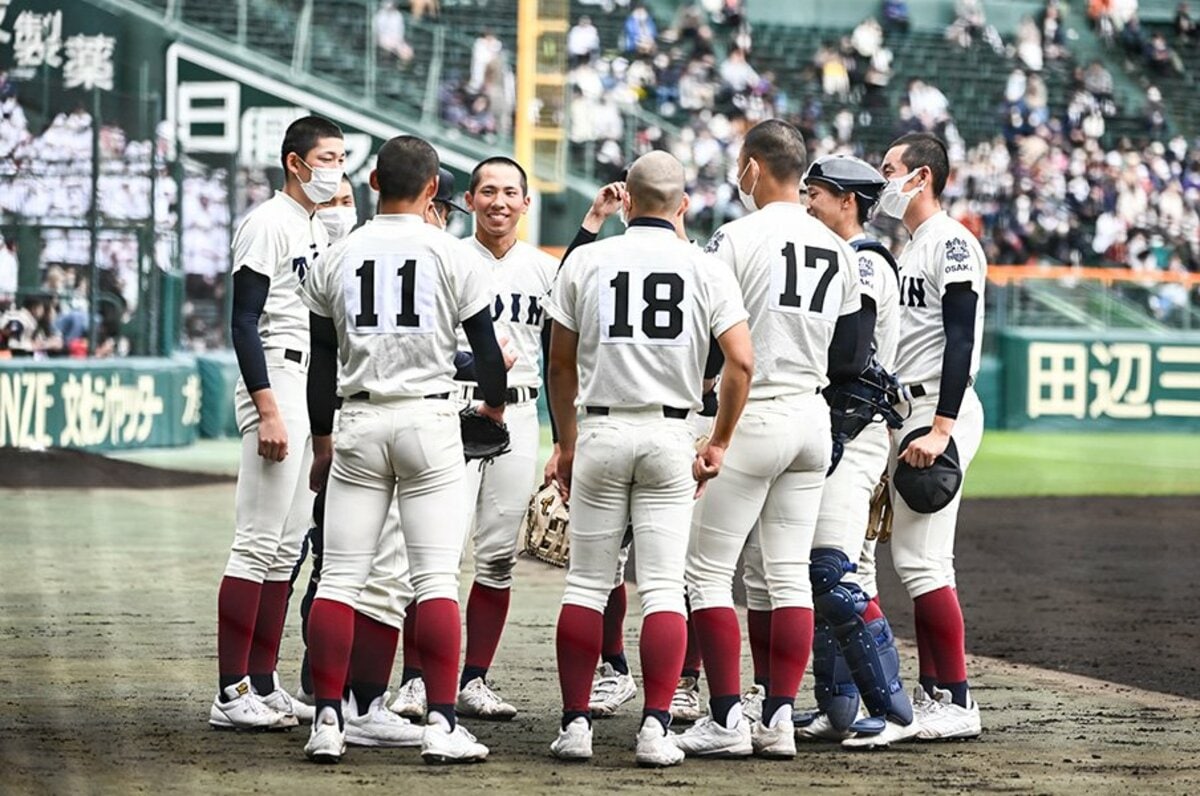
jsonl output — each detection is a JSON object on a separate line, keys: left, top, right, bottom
{"left": 453, "top": 350, "right": 476, "bottom": 381}
{"left": 827, "top": 296, "right": 876, "bottom": 384}
{"left": 936, "top": 284, "right": 978, "bottom": 419}
{"left": 230, "top": 268, "right": 270, "bottom": 393}
{"left": 462, "top": 307, "right": 507, "bottom": 407}
{"left": 307, "top": 312, "right": 338, "bottom": 436}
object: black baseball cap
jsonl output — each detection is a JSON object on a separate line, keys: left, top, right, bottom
{"left": 435, "top": 167, "right": 467, "bottom": 214}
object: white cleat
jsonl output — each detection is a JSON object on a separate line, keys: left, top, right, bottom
{"left": 669, "top": 676, "right": 705, "bottom": 724}
{"left": 740, "top": 684, "right": 766, "bottom": 724}
{"left": 635, "top": 717, "right": 684, "bottom": 768}
{"left": 209, "top": 677, "right": 294, "bottom": 731}
{"left": 304, "top": 707, "right": 346, "bottom": 764}
{"left": 589, "top": 663, "right": 638, "bottom": 718}
{"left": 345, "top": 692, "right": 424, "bottom": 747}
{"left": 388, "top": 677, "right": 427, "bottom": 719}
{"left": 794, "top": 706, "right": 864, "bottom": 741}
{"left": 752, "top": 705, "right": 797, "bottom": 759}
{"left": 259, "top": 673, "right": 314, "bottom": 724}
{"left": 671, "top": 715, "right": 752, "bottom": 759}
{"left": 421, "top": 715, "right": 489, "bottom": 765}
{"left": 549, "top": 716, "right": 594, "bottom": 761}
{"left": 915, "top": 687, "right": 981, "bottom": 741}
{"left": 842, "top": 716, "right": 921, "bottom": 749}
{"left": 295, "top": 685, "right": 315, "bottom": 707}
{"left": 456, "top": 677, "right": 518, "bottom": 721}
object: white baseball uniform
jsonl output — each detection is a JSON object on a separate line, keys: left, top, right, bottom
{"left": 458, "top": 237, "right": 557, "bottom": 589}
{"left": 545, "top": 223, "right": 747, "bottom": 617}
{"left": 226, "top": 191, "right": 327, "bottom": 584}
{"left": 888, "top": 210, "right": 987, "bottom": 599}
{"left": 298, "top": 213, "right": 492, "bottom": 608}
{"left": 686, "top": 202, "right": 861, "bottom": 613}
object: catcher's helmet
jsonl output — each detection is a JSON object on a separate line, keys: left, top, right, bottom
{"left": 892, "top": 426, "right": 962, "bottom": 514}
{"left": 803, "top": 155, "right": 887, "bottom": 213}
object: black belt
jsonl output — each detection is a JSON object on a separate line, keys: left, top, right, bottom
{"left": 468, "top": 386, "right": 538, "bottom": 403}
{"left": 284, "top": 349, "right": 305, "bottom": 364}
{"left": 347, "top": 391, "right": 450, "bottom": 401}
{"left": 909, "top": 377, "right": 973, "bottom": 399}
{"left": 586, "top": 406, "right": 689, "bottom": 419}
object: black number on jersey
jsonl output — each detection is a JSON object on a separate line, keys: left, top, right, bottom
{"left": 354, "top": 258, "right": 420, "bottom": 328}
{"left": 778, "top": 242, "right": 838, "bottom": 313}
{"left": 608, "top": 271, "right": 685, "bottom": 339}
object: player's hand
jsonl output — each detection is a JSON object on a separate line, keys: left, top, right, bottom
{"left": 693, "top": 442, "right": 725, "bottom": 499}
{"left": 543, "top": 443, "right": 561, "bottom": 487}
{"left": 257, "top": 412, "right": 288, "bottom": 462}
{"left": 310, "top": 435, "right": 333, "bottom": 492}
{"left": 498, "top": 336, "right": 518, "bottom": 371}
{"left": 583, "top": 182, "right": 626, "bottom": 230}
{"left": 477, "top": 401, "right": 505, "bottom": 424}
{"left": 899, "top": 427, "right": 950, "bottom": 469}
{"left": 555, "top": 445, "right": 575, "bottom": 502}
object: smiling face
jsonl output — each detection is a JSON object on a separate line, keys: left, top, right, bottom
{"left": 805, "top": 181, "right": 850, "bottom": 226}
{"left": 466, "top": 162, "right": 530, "bottom": 239}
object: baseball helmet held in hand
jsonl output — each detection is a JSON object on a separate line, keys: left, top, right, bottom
{"left": 893, "top": 426, "right": 962, "bottom": 514}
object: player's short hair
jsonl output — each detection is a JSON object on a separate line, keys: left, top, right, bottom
{"left": 742, "top": 119, "right": 808, "bottom": 183}
{"left": 375, "top": 135, "right": 440, "bottom": 201}
{"left": 889, "top": 132, "right": 950, "bottom": 198}
{"left": 468, "top": 156, "right": 529, "bottom": 196}
{"left": 625, "top": 151, "right": 685, "bottom": 215}
{"left": 280, "top": 115, "right": 343, "bottom": 172}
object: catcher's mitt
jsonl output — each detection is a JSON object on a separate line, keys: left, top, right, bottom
{"left": 522, "top": 482, "right": 570, "bottom": 567}
{"left": 459, "top": 406, "right": 511, "bottom": 462}
{"left": 865, "top": 472, "right": 894, "bottom": 544}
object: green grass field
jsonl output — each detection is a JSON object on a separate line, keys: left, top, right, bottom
{"left": 111, "top": 428, "right": 1200, "bottom": 498}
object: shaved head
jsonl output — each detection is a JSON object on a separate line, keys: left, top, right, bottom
{"left": 626, "top": 151, "right": 686, "bottom": 216}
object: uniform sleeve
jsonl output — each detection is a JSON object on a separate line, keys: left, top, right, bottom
{"left": 543, "top": 258, "right": 580, "bottom": 332}
{"left": 856, "top": 250, "right": 887, "bottom": 306}
{"left": 230, "top": 209, "right": 282, "bottom": 279}
{"left": 298, "top": 240, "right": 337, "bottom": 318}
{"left": 454, "top": 241, "right": 494, "bottom": 322}
{"left": 702, "top": 225, "right": 738, "bottom": 272}
{"left": 934, "top": 233, "right": 986, "bottom": 295}
{"left": 837, "top": 239, "right": 864, "bottom": 317}
{"left": 705, "top": 255, "right": 749, "bottom": 337}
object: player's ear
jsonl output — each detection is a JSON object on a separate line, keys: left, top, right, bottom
{"left": 676, "top": 192, "right": 690, "bottom": 219}
{"left": 464, "top": 190, "right": 476, "bottom": 212}
{"left": 368, "top": 169, "right": 379, "bottom": 192}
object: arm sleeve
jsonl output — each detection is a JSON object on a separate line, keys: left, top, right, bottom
{"left": 541, "top": 320, "right": 560, "bottom": 443}
{"left": 559, "top": 227, "right": 598, "bottom": 271}
{"left": 307, "top": 312, "right": 338, "bottom": 436}
{"left": 827, "top": 296, "right": 876, "bottom": 384}
{"left": 935, "top": 283, "right": 978, "bottom": 419}
{"left": 704, "top": 336, "right": 725, "bottom": 380}
{"left": 462, "top": 307, "right": 508, "bottom": 407}
{"left": 453, "top": 351, "right": 476, "bottom": 381}
{"left": 230, "top": 267, "right": 271, "bottom": 393}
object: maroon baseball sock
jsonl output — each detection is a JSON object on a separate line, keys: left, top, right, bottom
{"left": 914, "top": 586, "right": 967, "bottom": 685}
{"left": 681, "top": 611, "right": 702, "bottom": 676}
{"left": 400, "top": 598, "right": 421, "bottom": 681}
{"left": 247, "top": 579, "right": 291, "bottom": 694}
{"left": 308, "top": 598, "right": 355, "bottom": 705}
{"left": 416, "top": 598, "right": 461, "bottom": 720}
{"left": 601, "top": 584, "right": 627, "bottom": 659}
{"left": 766, "top": 606, "right": 814, "bottom": 722}
{"left": 349, "top": 611, "right": 399, "bottom": 713}
{"left": 463, "top": 582, "right": 510, "bottom": 678}
{"left": 640, "top": 611, "right": 687, "bottom": 714}
{"left": 746, "top": 608, "right": 772, "bottom": 688}
{"left": 692, "top": 607, "right": 740, "bottom": 698}
{"left": 217, "top": 576, "right": 262, "bottom": 694}
{"left": 556, "top": 603, "right": 603, "bottom": 713}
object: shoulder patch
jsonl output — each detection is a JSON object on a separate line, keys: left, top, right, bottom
{"left": 945, "top": 237, "right": 970, "bottom": 264}
{"left": 857, "top": 255, "right": 874, "bottom": 287}
{"left": 704, "top": 229, "right": 725, "bottom": 254}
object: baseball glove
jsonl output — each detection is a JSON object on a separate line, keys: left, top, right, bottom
{"left": 459, "top": 406, "right": 511, "bottom": 462}
{"left": 865, "top": 472, "right": 894, "bottom": 544}
{"left": 522, "top": 482, "right": 570, "bottom": 567}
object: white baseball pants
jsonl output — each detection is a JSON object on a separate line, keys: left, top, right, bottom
{"left": 226, "top": 353, "right": 314, "bottom": 583}
{"left": 354, "top": 491, "right": 414, "bottom": 630}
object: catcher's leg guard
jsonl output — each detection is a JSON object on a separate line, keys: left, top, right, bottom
{"left": 811, "top": 617, "right": 860, "bottom": 731}
{"left": 811, "top": 548, "right": 911, "bottom": 724}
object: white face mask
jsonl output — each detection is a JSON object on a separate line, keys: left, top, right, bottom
{"left": 737, "top": 160, "right": 759, "bottom": 212}
{"left": 295, "top": 157, "right": 344, "bottom": 204}
{"left": 877, "top": 171, "right": 924, "bottom": 219}
{"left": 316, "top": 206, "right": 357, "bottom": 241}
{"left": 618, "top": 204, "right": 629, "bottom": 227}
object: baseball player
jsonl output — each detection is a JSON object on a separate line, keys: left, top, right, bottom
{"left": 211, "top": 115, "right": 343, "bottom": 732}
{"left": 544, "top": 151, "right": 754, "bottom": 768}
{"left": 877, "top": 132, "right": 986, "bottom": 740}
{"left": 299, "top": 135, "right": 507, "bottom": 765}
{"left": 676, "top": 120, "right": 871, "bottom": 761}
{"left": 788, "top": 154, "right": 918, "bottom": 748}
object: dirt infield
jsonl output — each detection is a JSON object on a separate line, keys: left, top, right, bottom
{"left": 0, "top": 448, "right": 234, "bottom": 489}
{"left": 1, "top": 474, "right": 1198, "bottom": 793}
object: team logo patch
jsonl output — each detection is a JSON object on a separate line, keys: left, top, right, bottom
{"left": 945, "top": 238, "right": 970, "bottom": 264}
{"left": 858, "top": 255, "right": 874, "bottom": 286}
{"left": 704, "top": 230, "right": 724, "bottom": 254}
